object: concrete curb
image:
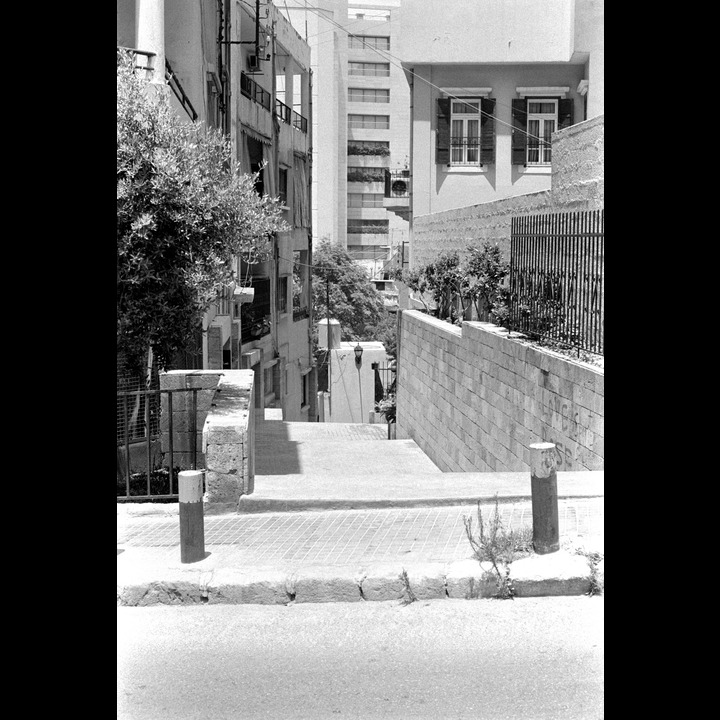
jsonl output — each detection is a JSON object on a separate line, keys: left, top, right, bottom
{"left": 235, "top": 492, "right": 604, "bottom": 514}
{"left": 117, "top": 552, "right": 600, "bottom": 606}
{"left": 118, "top": 491, "right": 604, "bottom": 517}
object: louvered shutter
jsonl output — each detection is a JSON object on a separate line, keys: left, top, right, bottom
{"left": 557, "top": 98, "right": 574, "bottom": 130}
{"left": 511, "top": 99, "right": 527, "bottom": 166}
{"left": 480, "top": 98, "right": 496, "bottom": 165}
{"left": 436, "top": 98, "right": 451, "bottom": 165}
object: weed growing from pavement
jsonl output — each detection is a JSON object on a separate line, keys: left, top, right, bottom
{"left": 577, "top": 549, "right": 604, "bottom": 596}
{"left": 399, "top": 569, "right": 417, "bottom": 605}
{"left": 463, "top": 496, "right": 534, "bottom": 599}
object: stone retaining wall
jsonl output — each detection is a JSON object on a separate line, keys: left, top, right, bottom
{"left": 202, "top": 370, "right": 255, "bottom": 510}
{"left": 396, "top": 310, "right": 603, "bottom": 473}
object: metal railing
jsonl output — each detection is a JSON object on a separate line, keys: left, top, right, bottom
{"left": 372, "top": 363, "right": 396, "bottom": 401}
{"left": 292, "top": 109, "right": 308, "bottom": 133}
{"left": 508, "top": 209, "right": 604, "bottom": 356}
{"left": 274, "top": 99, "right": 308, "bottom": 133}
{"left": 117, "top": 46, "right": 155, "bottom": 80}
{"left": 275, "top": 98, "right": 292, "bottom": 124}
{"left": 165, "top": 58, "right": 198, "bottom": 121}
{"left": 240, "top": 72, "right": 271, "bottom": 111}
{"left": 117, "top": 387, "right": 204, "bottom": 501}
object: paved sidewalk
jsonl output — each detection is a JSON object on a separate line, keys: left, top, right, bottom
{"left": 117, "top": 418, "right": 604, "bottom": 605}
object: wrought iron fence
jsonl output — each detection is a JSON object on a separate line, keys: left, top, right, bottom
{"left": 116, "top": 387, "right": 204, "bottom": 502}
{"left": 372, "top": 363, "right": 396, "bottom": 402}
{"left": 508, "top": 209, "right": 604, "bottom": 355}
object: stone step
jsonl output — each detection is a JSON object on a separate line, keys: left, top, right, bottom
{"left": 241, "top": 470, "right": 604, "bottom": 513}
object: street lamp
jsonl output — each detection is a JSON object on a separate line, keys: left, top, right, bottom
{"left": 354, "top": 343, "right": 364, "bottom": 422}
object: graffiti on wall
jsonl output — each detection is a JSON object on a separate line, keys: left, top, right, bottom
{"left": 538, "top": 394, "right": 596, "bottom": 470}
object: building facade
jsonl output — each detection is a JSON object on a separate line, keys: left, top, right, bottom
{"left": 397, "top": 0, "right": 603, "bottom": 267}
{"left": 117, "top": 0, "right": 316, "bottom": 422}
{"left": 277, "top": 0, "right": 411, "bottom": 280}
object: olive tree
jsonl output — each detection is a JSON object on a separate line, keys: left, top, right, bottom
{"left": 117, "top": 50, "right": 288, "bottom": 375}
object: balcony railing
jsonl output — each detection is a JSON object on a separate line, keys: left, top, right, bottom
{"left": 275, "top": 98, "right": 292, "bottom": 124}
{"left": 292, "top": 110, "right": 308, "bottom": 133}
{"left": 241, "top": 72, "right": 271, "bottom": 111}
{"left": 243, "top": 76, "right": 308, "bottom": 133}
{"left": 117, "top": 46, "right": 156, "bottom": 80}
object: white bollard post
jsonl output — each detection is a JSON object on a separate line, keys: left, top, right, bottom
{"left": 179, "top": 470, "right": 205, "bottom": 563}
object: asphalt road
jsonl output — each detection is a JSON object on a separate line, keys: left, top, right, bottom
{"left": 117, "top": 596, "right": 603, "bottom": 720}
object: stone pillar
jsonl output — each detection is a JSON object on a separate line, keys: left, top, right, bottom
{"left": 207, "top": 325, "right": 223, "bottom": 370}
{"left": 136, "top": 0, "right": 165, "bottom": 83}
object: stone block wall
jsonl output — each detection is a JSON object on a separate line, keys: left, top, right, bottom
{"left": 396, "top": 310, "right": 603, "bottom": 473}
{"left": 160, "top": 371, "right": 223, "bottom": 470}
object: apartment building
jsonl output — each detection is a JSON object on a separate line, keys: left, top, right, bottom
{"left": 117, "top": 0, "right": 316, "bottom": 422}
{"left": 398, "top": 0, "right": 604, "bottom": 230}
{"left": 277, "top": 0, "right": 411, "bottom": 279}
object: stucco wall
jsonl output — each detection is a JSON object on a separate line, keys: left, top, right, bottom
{"left": 396, "top": 310, "right": 603, "bottom": 473}
{"left": 411, "top": 115, "right": 604, "bottom": 268}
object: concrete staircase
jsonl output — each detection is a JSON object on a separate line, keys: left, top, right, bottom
{"left": 238, "top": 417, "right": 604, "bottom": 513}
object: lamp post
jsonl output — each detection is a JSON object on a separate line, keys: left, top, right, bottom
{"left": 354, "top": 343, "right": 363, "bottom": 422}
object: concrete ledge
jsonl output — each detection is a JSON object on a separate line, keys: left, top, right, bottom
{"left": 510, "top": 551, "right": 591, "bottom": 597}
{"left": 118, "top": 555, "right": 598, "bottom": 606}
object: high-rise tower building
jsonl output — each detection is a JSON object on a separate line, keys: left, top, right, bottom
{"left": 277, "top": 1, "right": 410, "bottom": 280}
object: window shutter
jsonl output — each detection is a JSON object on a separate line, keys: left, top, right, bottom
{"left": 558, "top": 98, "right": 574, "bottom": 130}
{"left": 436, "top": 98, "right": 451, "bottom": 165}
{"left": 480, "top": 98, "right": 496, "bottom": 165}
{"left": 511, "top": 99, "right": 527, "bottom": 166}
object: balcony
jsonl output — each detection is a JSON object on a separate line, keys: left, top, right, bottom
{"left": 383, "top": 169, "right": 411, "bottom": 214}
{"left": 275, "top": 98, "right": 308, "bottom": 134}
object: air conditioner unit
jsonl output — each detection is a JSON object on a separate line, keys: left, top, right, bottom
{"left": 248, "top": 54, "right": 260, "bottom": 71}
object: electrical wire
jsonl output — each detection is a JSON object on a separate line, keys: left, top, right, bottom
{"left": 293, "top": 0, "right": 556, "bottom": 143}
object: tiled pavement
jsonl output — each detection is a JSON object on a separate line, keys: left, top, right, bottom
{"left": 117, "top": 497, "right": 604, "bottom": 567}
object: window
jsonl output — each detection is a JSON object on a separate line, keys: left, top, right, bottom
{"left": 436, "top": 97, "right": 496, "bottom": 166}
{"left": 215, "top": 286, "right": 231, "bottom": 316}
{"left": 348, "top": 88, "right": 390, "bottom": 103}
{"left": 240, "top": 277, "right": 271, "bottom": 339}
{"left": 347, "top": 140, "right": 390, "bottom": 156}
{"left": 526, "top": 100, "right": 557, "bottom": 165}
{"left": 278, "top": 168, "right": 288, "bottom": 206}
{"left": 277, "top": 276, "right": 288, "bottom": 314}
{"left": 347, "top": 166, "right": 386, "bottom": 183}
{"left": 301, "top": 372, "right": 308, "bottom": 409}
{"left": 450, "top": 99, "right": 480, "bottom": 165}
{"left": 348, "top": 35, "right": 390, "bottom": 50}
{"left": 348, "top": 193, "right": 384, "bottom": 208}
{"left": 347, "top": 219, "right": 389, "bottom": 234}
{"left": 511, "top": 96, "right": 574, "bottom": 166}
{"left": 348, "top": 114, "right": 389, "bottom": 129}
{"left": 348, "top": 62, "right": 390, "bottom": 77}
{"left": 292, "top": 250, "right": 310, "bottom": 321}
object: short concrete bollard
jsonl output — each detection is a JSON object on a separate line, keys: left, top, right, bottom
{"left": 179, "top": 470, "right": 205, "bottom": 563}
{"left": 529, "top": 442, "right": 560, "bottom": 554}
